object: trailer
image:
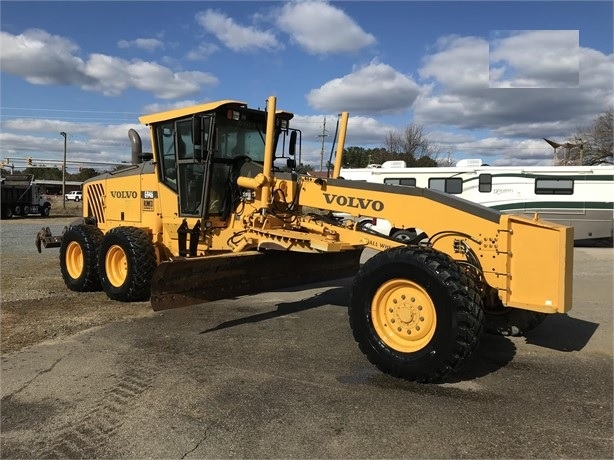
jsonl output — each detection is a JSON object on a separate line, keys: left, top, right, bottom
{"left": 1, "top": 175, "right": 51, "bottom": 219}
{"left": 341, "top": 159, "right": 614, "bottom": 245}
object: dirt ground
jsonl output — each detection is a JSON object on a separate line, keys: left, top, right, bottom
{"left": 0, "top": 200, "right": 155, "bottom": 354}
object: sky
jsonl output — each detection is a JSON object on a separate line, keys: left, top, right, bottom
{"left": 1, "top": 0, "right": 613, "bottom": 172}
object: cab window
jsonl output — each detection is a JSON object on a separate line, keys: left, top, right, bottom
{"left": 157, "top": 122, "right": 177, "bottom": 191}
{"left": 216, "top": 118, "right": 266, "bottom": 161}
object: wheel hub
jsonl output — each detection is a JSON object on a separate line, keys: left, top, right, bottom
{"left": 371, "top": 279, "right": 437, "bottom": 353}
{"left": 66, "top": 241, "right": 84, "bottom": 280}
{"left": 105, "top": 244, "right": 128, "bottom": 288}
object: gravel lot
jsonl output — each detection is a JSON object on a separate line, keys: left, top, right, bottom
{"left": 0, "top": 199, "right": 153, "bottom": 353}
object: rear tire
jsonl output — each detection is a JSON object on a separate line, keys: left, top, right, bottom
{"left": 1, "top": 207, "right": 12, "bottom": 219}
{"left": 349, "top": 246, "right": 484, "bottom": 383}
{"left": 99, "top": 227, "right": 156, "bottom": 302}
{"left": 60, "top": 225, "right": 103, "bottom": 291}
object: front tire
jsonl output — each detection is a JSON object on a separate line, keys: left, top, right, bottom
{"left": 60, "top": 225, "right": 103, "bottom": 291}
{"left": 349, "top": 246, "right": 484, "bottom": 383}
{"left": 99, "top": 227, "right": 156, "bottom": 302}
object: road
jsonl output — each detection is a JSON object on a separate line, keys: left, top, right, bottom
{"left": 1, "top": 243, "right": 613, "bottom": 458}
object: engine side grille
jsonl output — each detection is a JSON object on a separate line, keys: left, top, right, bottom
{"left": 86, "top": 183, "right": 105, "bottom": 223}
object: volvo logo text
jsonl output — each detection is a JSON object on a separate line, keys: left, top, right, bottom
{"left": 323, "top": 193, "right": 384, "bottom": 212}
{"left": 110, "top": 191, "right": 138, "bottom": 199}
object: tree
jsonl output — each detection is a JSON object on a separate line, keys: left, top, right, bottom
{"left": 383, "top": 123, "right": 440, "bottom": 167}
{"left": 22, "top": 167, "right": 63, "bottom": 181}
{"left": 72, "top": 167, "right": 101, "bottom": 182}
{"left": 564, "top": 107, "right": 613, "bottom": 165}
{"left": 342, "top": 146, "right": 388, "bottom": 168}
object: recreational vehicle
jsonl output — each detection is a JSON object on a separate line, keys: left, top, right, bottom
{"left": 340, "top": 159, "right": 614, "bottom": 245}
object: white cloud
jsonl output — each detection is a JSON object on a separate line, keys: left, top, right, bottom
{"left": 292, "top": 114, "right": 393, "bottom": 146}
{"left": 186, "top": 43, "right": 219, "bottom": 61}
{"left": 290, "top": 113, "right": 396, "bottom": 165}
{"left": 414, "top": 34, "right": 614, "bottom": 141}
{"left": 0, "top": 29, "right": 218, "bottom": 99}
{"left": 489, "top": 30, "right": 580, "bottom": 88}
{"left": 277, "top": 1, "right": 375, "bottom": 55}
{"left": 142, "top": 100, "right": 201, "bottom": 114}
{"left": 420, "top": 35, "right": 490, "bottom": 91}
{"left": 195, "top": 9, "right": 279, "bottom": 52}
{"left": 0, "top": 121, "right": 149, "bottom": 165}
{"left": 0, "top": 29, "right": 93, "bottom": 86}
{"left": 117, "top": 38, "right": 164, "bottom": 52}
{"left": 307, "top": 62, "right": 422, "bottom": 115}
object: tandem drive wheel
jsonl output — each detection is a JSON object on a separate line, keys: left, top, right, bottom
{"left": 349, "top": 246, "right": 484, "bottom": 383}
{"left": 59, "top": 225, "right": 103, "bottom": 292}
{"left": 98, "top": 227, "right": 156, "bottom": 302}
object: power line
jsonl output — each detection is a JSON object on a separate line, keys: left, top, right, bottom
{"left": 0, "top": 106, "right": 141, "bottom": 114}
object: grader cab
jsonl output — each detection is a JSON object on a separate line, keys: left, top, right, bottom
{"left": 36, "top": 96, "right": 573, "bottom": 382}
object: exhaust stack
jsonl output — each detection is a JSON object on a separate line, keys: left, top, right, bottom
{"left": 128, "top": 129, "right": 142, "bottom": 165}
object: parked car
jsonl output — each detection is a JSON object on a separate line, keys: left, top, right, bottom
{"left": 65, "top": 190, "right": 82, "bottom": 202}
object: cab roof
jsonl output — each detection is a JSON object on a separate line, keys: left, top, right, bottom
{"left": 139, "top": 99, "right": 294, "bottom": 125}
{"left": 139, "top": 100, "right": 246, "bottom": 125}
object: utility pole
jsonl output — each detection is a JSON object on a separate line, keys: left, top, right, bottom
{"left": 60, "top": 131, "right": 67, "bottom": 209}
{"left": 318, "top": 116, "right": 327, "bottom": 172}
{"left": 577, "top": 137, "right": 584, "bottom": 165}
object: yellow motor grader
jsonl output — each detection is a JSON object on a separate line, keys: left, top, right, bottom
{"left": 36, "top": 96, "right": 573, "bottom": 382}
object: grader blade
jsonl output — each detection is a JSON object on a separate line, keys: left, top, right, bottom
{"left": 150, "top": 249, "right": 363, "bottom": 311}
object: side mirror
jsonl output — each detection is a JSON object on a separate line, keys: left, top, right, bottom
{"left": 286, "top": 158, "right": 296, "bottom": 169}
{"left": 289, "top": 131, "right": 297, "bottom": 156}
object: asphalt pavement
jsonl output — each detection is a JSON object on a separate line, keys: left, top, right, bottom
{"left": 1, "top": 247, "right": 613, "bottom": 459}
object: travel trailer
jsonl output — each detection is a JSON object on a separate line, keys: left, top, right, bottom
{"left": 340, "top": 159, "right": 614, "bottom": 245}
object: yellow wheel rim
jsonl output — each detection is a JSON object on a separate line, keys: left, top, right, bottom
{"left": 371, "top": 279, "right": 437, "bottom": 353}
{"left": 66, "top": 241, "right": 84, "bottom": 280}
{"left": 105, "top": 244, "right": 128, "bottom": 288}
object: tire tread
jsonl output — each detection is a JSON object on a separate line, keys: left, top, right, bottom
{"left": 349, "top": 246, "right": 483, "bottom": 383}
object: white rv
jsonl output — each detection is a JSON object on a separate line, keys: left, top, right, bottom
{"left": 339, "top": 159, "right": 614, "bottom": 245}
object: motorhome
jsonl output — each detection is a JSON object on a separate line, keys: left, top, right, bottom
{"left": 340, "top": 159, "right": 614, "bottom": 245}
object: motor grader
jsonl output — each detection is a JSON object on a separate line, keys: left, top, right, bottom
{"left": 36, "top": 96, "right": 573, "bottom": 382}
